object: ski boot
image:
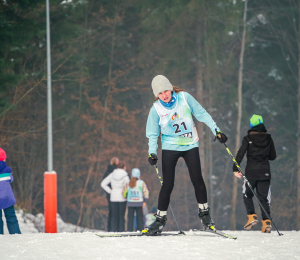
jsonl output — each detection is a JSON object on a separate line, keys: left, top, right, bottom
{"left": 261, "top": 219, "right": 272, "bottom": 233}
{"left": 244, "top": 214, "right": 258, "bottom": 230}
{"left": 142, "top": 214, "right": 167, "bottom": 235}
{"left": 198, "top": 207, "right": 215, "bottom": 230}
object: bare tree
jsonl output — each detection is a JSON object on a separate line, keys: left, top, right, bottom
{"left": 231, "top": 0, "right": 248, "bottom": 230}
{"left": 263, "top": 0, "right": 300, "bottom": 231}
{"left": 196, "top": 16, "right": 206, "bottom": 181}
{"left": 296, "top": 0, "right": 300, "bottom": 231}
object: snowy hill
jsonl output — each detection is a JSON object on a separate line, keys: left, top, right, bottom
{"left": 1, "top": 210, "right": 299, "bottom": 259}
{"left": 1, "top": 229, "right": 299, "bottom": 259}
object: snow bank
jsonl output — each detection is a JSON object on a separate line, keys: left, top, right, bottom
{"left": 2, "top": 209, "right": 101, "bottom": 234}
{"left": 0, "top": 230, "right": 299, "bottom": 260}
{"left": 1, "top": 210, "right": 299, "bottom": 259}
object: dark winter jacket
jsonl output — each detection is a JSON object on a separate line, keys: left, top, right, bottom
{"left": 102, "top": 164, "right": 117, "bottom": 196}
{"left": 0, "top": 161, "right": 16, "bottom": 210}
{"left": 233, "top": 124, "right": 276, "bottom": 180}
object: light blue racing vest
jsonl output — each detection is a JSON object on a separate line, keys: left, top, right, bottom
{"left": 153, "top": 92, "right": 199, "bottom": 145}
{"left": 127, "top": 180, "right": 144, "bottom": 203}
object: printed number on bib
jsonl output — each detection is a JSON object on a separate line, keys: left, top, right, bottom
{"left": 172, "top": 122, "right": 188, "bottom": 134}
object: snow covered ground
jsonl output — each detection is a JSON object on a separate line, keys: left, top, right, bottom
{"left": 1, "top": 210, "right": 299, "bottom": 259}
{"left": 1, "top": 229, "right": 299, "bottom": 259}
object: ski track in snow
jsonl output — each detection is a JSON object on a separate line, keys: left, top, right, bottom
{"left": 0, "top": 231, "right": 299, "bottom": 260}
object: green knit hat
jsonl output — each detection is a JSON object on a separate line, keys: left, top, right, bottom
{"left": 250, "top": 114, "right": 263, "bottom": 128}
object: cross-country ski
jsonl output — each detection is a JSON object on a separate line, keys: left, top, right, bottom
{"left": 96, "top": 229, "right": 237, "bottom": 239}
{"left": 95, "top": 231, "right": 185, "bottom": 238}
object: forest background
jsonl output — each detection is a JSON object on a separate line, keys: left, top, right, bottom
{"left": 0, "top": 0, "right": 299, "bottom": 231}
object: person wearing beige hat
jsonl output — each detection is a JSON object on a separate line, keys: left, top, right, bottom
{"left": 145, "top": 75, "right": 227, "bottom": 235}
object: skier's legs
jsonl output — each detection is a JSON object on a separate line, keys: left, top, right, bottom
{"left": 182, "top": 147, "right": 207, "bottom": 204}
{"left": 127, "top": 207, "right": 135, "bottom": 232}
{"left": 136, "top": 207, "right": 144, "bottom": 231}
{"left": 256, "top": 179, "right": 271, "bottom": 220}
{"left": 110, "top": 202, "right": 119, "bottom": 232}
{"left": 182, "top": 148, "right": 215, "bottom": 228}
{"left": 243, "top": 179, "right": 257, "bottom": 215}
{"left": 158, "top": 150, "right": 181, "bottom": 211}
{"left": 118, "top": 201, "right": 127, "bottom": 232}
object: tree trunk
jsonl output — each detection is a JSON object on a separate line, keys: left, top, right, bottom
{"left": 77, "top": 5, "right": 119, "bottom": 228}
{"left": 297, "top": 0, "right": 300, "bottom": 231}
{"left": 231, "top": 0, "right": 247, "bottom": 230}
{"left": 207, "top": 130, "right": 213, "bottom": 213}
{"left": 297, "top": 70, "right": 300, "bottom": 230}
{"left": 204, "top": 17, "right": 214, "bottom": 213}
{"left": 58, "top": 83, "right": 66, "bottom": 220}
{"left": 76, "top": 160, "right": 94, "bottom": 230}
{"left": 196, "top": 17, "right": 206, "bottom": 181}
{"left": 92, "top": 5, "right": 118, "bottom": 191}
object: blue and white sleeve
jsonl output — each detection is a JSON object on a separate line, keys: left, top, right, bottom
{"left": 146, "top": 106, "right": 161, "bottom": 155}
{"left": 184, "top": 92, "right": 220, "bottom": 135}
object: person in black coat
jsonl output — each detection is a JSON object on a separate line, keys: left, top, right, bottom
{"left": 233, "top": 114, "right": 276, "bottom": 233}
{"left": 102, "top": 157, "right": 119, "bottom": 232}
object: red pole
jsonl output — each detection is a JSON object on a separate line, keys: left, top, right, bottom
{"left": 44, "top": 171, "right": 57, "bottom": 233}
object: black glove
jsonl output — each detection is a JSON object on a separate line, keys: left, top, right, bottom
{"left": 148, "top": 153, "right": 158, "bottom": 166}
{"left": 215, "top": 131, "right": 228, "bottom": 144}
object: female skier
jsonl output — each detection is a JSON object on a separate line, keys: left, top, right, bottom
{"left": 122, "top": 168, "right": 149, "bottom": 231}
{"left": 145, "top": 75, "right": 227, "bottom": 234}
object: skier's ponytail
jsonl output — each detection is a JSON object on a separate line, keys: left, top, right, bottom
{"left": 129, "top": 177, "right": 137, "bottom": 188}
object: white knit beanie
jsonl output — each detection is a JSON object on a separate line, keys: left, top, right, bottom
{"left": 151, "top": 75, "right": 173, "bottom": 97}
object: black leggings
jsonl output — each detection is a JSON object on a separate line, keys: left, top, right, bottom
{"left": 158, "top": 147, "right": 207, "bottom": 211}
{"left": 243, "top": 179, "right": 271, "bottom": 220}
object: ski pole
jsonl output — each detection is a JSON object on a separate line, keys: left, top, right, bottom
{"left": 217, "top": 134, "right": 283, "bottom": 236}
{"left": 154, "top": 165, "right": 185, "bottom": 235}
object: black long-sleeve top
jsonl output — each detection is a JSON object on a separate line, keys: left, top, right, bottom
{"left": 233, "top": 124, "right": 276, "bottom": 180}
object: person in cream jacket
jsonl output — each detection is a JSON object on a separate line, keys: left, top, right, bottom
{"left": 101, "top": 161, "right": 129, "bottom": 232}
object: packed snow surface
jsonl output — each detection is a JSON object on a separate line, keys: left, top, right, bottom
{"left": 1, "top": 230, "right": 299, "bottom": 260}
{"left": 1, "top": 210, "right": 299, "bottom": 259}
